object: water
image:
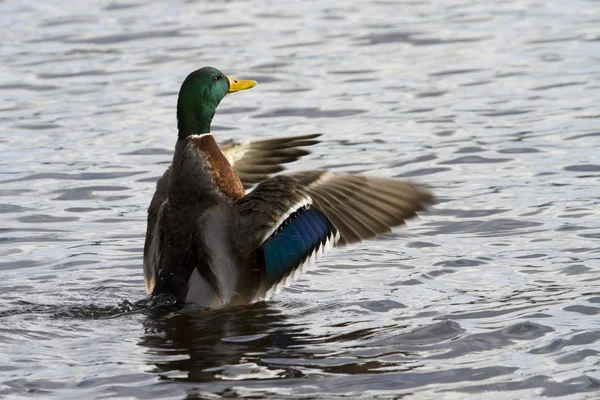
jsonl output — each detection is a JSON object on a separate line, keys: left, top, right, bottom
{"left": 1, "top": 0, "right": 599, "bottom": 398}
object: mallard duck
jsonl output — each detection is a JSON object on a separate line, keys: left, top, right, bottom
{"left": 144, "top": 66, "right": 434, "bottom": 309}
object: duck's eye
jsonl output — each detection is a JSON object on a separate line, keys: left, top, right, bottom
{"left": 213, "top": 75, "right": 219, "bottom": 81}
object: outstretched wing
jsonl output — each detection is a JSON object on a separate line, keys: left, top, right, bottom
{"left": 220, "top": 134, "right": 321, "bottom": 189}
{"left": 233, "top": 171, "right": 434, "bottom": 297}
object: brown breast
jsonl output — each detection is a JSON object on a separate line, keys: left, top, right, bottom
{"left": 190, "top": 134, "right": 245, "bottom": 199}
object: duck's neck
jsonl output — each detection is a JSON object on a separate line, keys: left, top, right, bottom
{"left": 177, "top": 99, "right": 216, "bottom": 139}
{"left": 170, "top": 134, "right": 245, "bottom": 202}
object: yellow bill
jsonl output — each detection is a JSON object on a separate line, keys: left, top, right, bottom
{"left": 227, "top": 76, "right": 257, "bottom": 93}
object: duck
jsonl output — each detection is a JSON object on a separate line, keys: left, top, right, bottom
{"left": 144, "top": 66, "right": 434, "bottom": 309}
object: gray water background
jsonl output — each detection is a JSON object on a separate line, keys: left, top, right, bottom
{"left": 1, "top": 0, "right": 600, "bottom": 398}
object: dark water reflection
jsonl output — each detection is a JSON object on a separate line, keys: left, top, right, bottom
{"left": 136, "top": 302, "right": 599, "bottom": 398}
{"left": 141, "top": 304, "right": 302, "bottom": 383}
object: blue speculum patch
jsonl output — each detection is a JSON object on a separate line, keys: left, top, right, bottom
{"left": 262, "top": 206, "right": 336, "bottom": 284}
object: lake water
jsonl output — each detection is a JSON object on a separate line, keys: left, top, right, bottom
{"left": 1, "top": 0, "right": 600, "bottom": 398}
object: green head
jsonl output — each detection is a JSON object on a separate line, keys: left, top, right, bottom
{"left": 176, "top": 66, "right": 256, "bottom": 139}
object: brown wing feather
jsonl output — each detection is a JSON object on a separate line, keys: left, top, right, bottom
{"left": 300, "top": 172, "right": 434, "bottom": 246}
{"left": 230, "top": 171, "right": 433, "bottom": 300}
{"left": 143, "top": 167, "right": 170, "bottom": 292}
{"left": 221, "top": 134, "right": 321, "bottom": 189}
{"left": 233, "top": 175, "right": 309, "bottom": 254}
{"left": 232, "top": 171, "right": 434, "bottom": 253}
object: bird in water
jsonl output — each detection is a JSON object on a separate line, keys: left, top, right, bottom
{"left": 144, "top": 66, "right": 434, "bottom": 310}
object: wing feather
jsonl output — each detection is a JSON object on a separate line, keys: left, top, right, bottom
{"left": 143, "top": 167, "right": 170, "bottom": 292}
{"left": 221, "top": 134, "right": 321, "bottom": 189}
{"left": 232, "top": 171, "right": 434, "bottom": 297}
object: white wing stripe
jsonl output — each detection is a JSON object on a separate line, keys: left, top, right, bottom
{"left": 261, "top": 196, "right": 313, "bottom": 242}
